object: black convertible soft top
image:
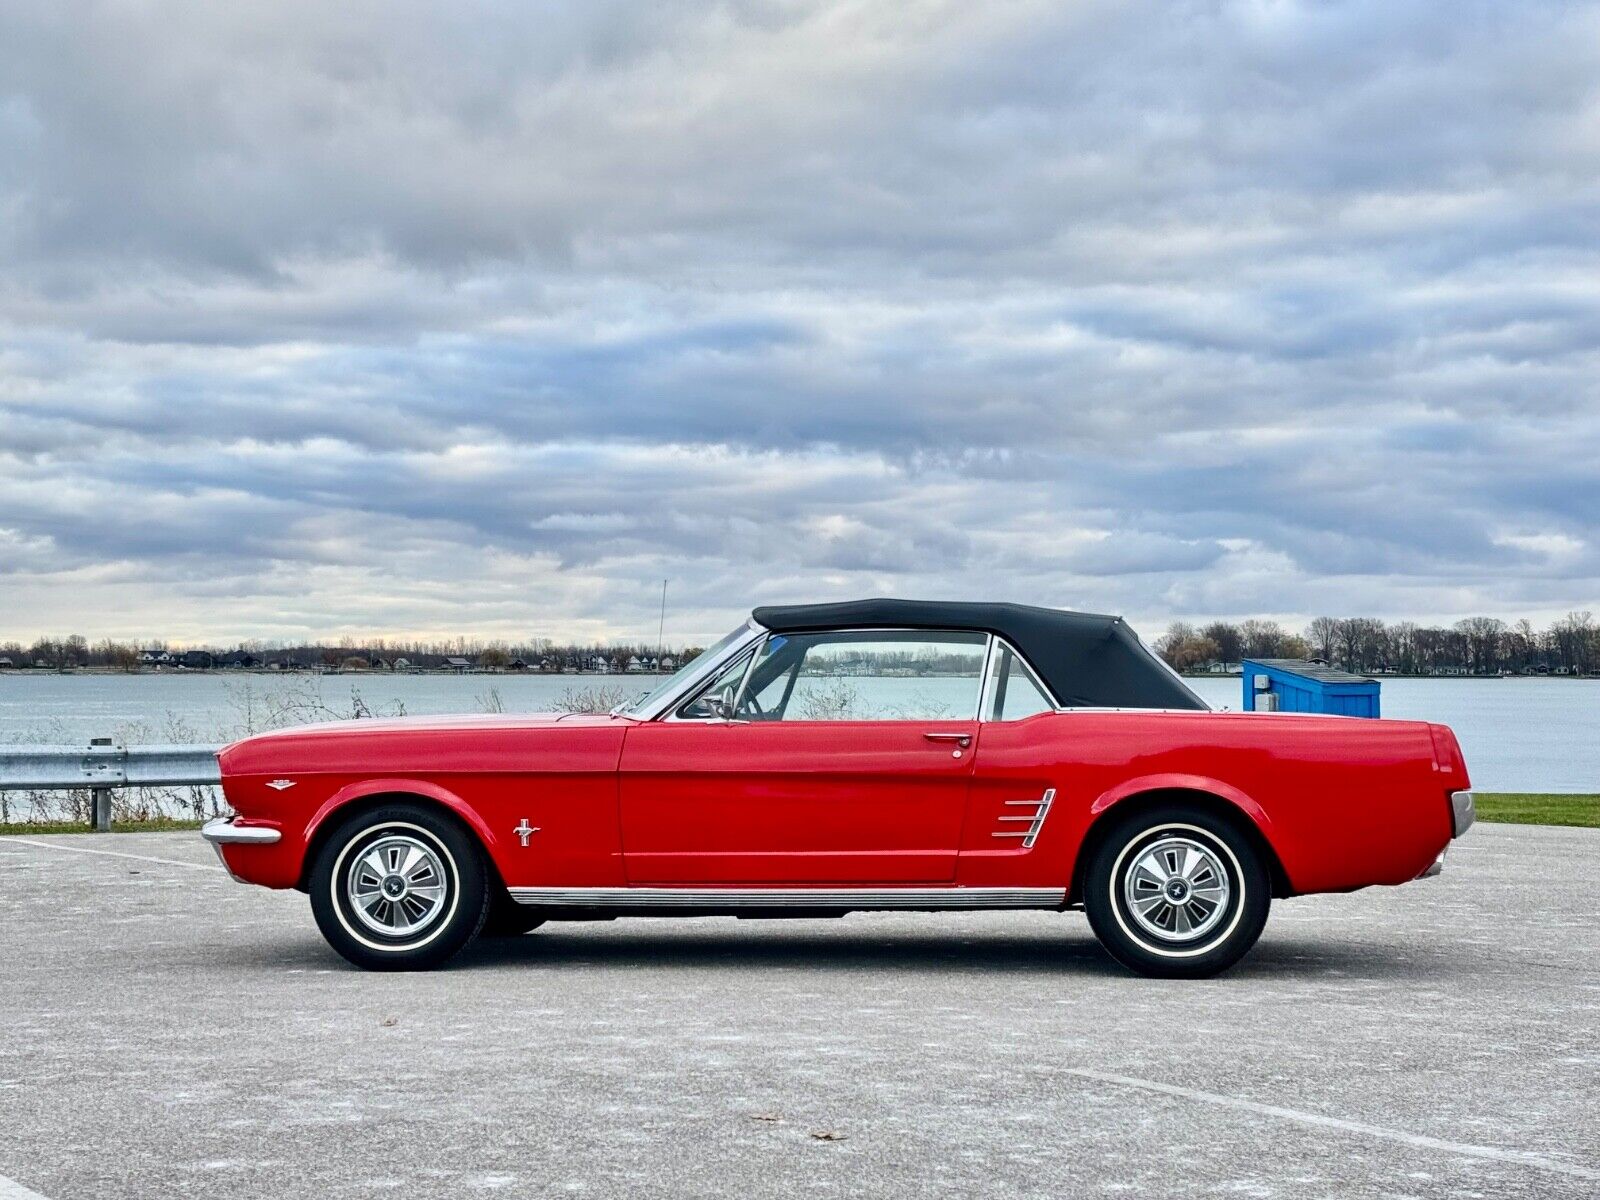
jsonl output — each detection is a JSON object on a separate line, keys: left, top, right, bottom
{"left": 751, "top": 598, "right": 1207, "bottom": 711}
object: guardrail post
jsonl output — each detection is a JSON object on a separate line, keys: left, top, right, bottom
{"left": 90, "top": 737, "right": 114, "bottom": 831}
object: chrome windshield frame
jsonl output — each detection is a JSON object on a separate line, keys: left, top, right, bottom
{"left": 631, "top": 618, "right": 766, "bottom": 722}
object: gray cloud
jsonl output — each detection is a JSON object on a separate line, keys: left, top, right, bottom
{"left": 1, "top": 1, "right": 1598, "bottom": 644}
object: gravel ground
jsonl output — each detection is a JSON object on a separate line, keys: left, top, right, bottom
{"left": 1, "top": 824, "right": 1596, "bottom": 1199}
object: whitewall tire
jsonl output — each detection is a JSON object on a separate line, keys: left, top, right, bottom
{"left": 1084, "top": 804, "right": 1270, "bottom": 978}
{"left": 309, "top": 803, "right": 490, "bottom": 971}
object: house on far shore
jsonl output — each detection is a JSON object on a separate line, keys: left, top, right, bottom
{"left": 444, "top": 656, "right": 474, "bottom": 673}
{"left": 0, "top": 657, "right": 13, "bottom": 669}
{"left": 139, "top": 649, "right": 172, "bottom": 666}
{"left": 179, "top": 650, "right": 215, "bottom": 670}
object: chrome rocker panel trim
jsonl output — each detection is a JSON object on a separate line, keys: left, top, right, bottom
{"left": 509, "top": 886, "right": 1068, "bottom": 910}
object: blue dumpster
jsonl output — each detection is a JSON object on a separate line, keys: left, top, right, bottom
{"left": 1241, "top": 658, "right": 1380, "bottom": 718}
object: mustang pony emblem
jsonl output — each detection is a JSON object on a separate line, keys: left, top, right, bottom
{"left": 265, "top": 779, "right": 296, "bottom": 791}
{"left": 513, "top": 819, "right": 539, "bottom": 846}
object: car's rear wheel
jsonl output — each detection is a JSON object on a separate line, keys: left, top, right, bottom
{"left": 309, "top": 803, "right": 490, "bottom": 971}
{"left": 1083, "top": 804, "right": 1270, "bottom": 978}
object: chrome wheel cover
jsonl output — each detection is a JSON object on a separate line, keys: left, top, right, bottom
{"left": 1121, "top": 835, "right": 1231, "bottom": 943}
{"left": 346, "top": 833, "right": 450, "bottom": 938}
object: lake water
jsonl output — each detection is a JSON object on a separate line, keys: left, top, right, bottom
{"left": 0, "top": 671, "right": 1596, "bottom": 792}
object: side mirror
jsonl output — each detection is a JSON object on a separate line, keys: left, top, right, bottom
{"left": 680, "top": 690, "right": 738, "bottom": 721}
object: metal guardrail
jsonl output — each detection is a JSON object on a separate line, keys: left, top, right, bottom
{"left": 0, "top": 740, "right": 222, "bottom": 830}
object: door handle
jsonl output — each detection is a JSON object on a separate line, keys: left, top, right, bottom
{"left": 922, "top": 731, "right": 972, "bottom": 748}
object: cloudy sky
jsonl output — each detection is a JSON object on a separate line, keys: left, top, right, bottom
{"left": 2, "top": 1, "right": 1598, "bottom": 647}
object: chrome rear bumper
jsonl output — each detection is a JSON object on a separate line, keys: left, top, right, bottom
{"left": 1418, "top": 792, "right": 1475, "bottom": 880}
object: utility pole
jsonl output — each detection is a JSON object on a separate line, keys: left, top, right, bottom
{"left": 657, "top": 579, "right": 668, "bottom": 658}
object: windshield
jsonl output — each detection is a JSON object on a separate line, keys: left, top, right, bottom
{"left": 616, "top": 623, "right": 751, "bottom": 715}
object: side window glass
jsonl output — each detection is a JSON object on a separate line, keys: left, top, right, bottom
{"left": 983, "top": 645, "right": 1054, "bottom": 720}
{"left": 740, "top": 631, "right": 986, "bottom": 721}
{"left": 676, "top": 651, "right": 752, "bottom": 720}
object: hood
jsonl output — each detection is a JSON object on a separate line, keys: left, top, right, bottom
{"left": 224, "top": 709, "right": 631, "bottom": 748}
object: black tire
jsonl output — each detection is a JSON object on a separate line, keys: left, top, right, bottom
{"left": 482, "top": 888, "right": 547, "bottom": 937}
{"left": 309, "top": 803, "right": 490, "bottom": 971}
{"left": 1083, "top": 804, "right": 1270, "bottom": 978}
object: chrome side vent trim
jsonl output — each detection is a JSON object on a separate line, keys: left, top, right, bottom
{"left": 991, "top": 788, "right": 1055, "bottom": 849}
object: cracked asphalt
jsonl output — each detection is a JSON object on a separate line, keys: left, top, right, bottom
{"left": 1, "top": 823, "right": 1596, "bottom": 1198}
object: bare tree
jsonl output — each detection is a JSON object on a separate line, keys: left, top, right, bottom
{"left": 1154, "top": 623, "right": 1198, "bottom": 666}
{"left": 1201, "top": 621, "right": 1243, "bottom": 665}
{"left": 1454, "top": 617, "right": 1505, "bottom": 675}
{"left": 1306, "top": 617, "right": 1339, "bottom": 661}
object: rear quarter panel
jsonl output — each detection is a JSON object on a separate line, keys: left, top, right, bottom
{"left": 216, "top": 718, "right": 630, "bottom": 889}
{"left": 964, "top": 710, "right": 1454, "bottom": 894}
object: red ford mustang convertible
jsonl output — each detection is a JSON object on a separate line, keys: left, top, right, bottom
{"left": 203, "top": 600, "right": 1474, "bottom": 977}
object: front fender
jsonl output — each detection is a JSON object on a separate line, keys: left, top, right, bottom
{"left": 303, "top": 777, "right": 502, "bottom": 857}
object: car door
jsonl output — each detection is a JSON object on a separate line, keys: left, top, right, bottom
{"left": 618, "top": 629, "right": 989, "bottom": 884}
{"left": 960, "top": 639, "right": 1072, "bottom": 885}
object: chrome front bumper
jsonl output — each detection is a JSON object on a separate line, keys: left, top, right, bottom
{"left": 201, "top": 816, "right": 281, "bottom": 880}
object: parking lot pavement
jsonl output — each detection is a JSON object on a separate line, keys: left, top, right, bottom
{"left": 1, "top": 825, "right": 1596, "bottom": 1200}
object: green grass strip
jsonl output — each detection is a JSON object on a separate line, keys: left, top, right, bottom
{"left": 0, "top": 817, "right": 206, "bottom": 835}
{"left": 1474, "top": 794, "right": 1599, "bottom": 829}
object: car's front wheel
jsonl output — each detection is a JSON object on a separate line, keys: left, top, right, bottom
{"left": 1083, "top": 804, "right": 1270, "bottom": 978}
{"left": 309, "top": 803, "right": 490, "bottom": 971}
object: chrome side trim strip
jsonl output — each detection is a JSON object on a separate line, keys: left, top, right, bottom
{"left": 976, "top": 632, "right": 1002, "bottom": 715}
{"left": 508, "top": 886, "right": 1067, "bottom": 909}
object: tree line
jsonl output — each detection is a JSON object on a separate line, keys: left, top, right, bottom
{"left": 0, "top": 635, "right": 706, "bottom": 673}
{"left": 1154, "top": 612, "right": 1600, "bottom": 676}
{"left": 6, "top": 612, "right": 1600, "bottom": 677}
